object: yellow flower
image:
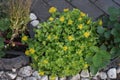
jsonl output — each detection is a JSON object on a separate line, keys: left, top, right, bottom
{"left": 47, "top": 35, "right": 51, "bottom": 40}
{"left": 22, "top": 36, "right": 28, "bottom": 41}
{"left": 87, "top": 19, "right": 91, "bottom": 24}
{"left": 84, "top": 32, "right": 90, "bottom": 38}
{"left": 80, "top": 12, "right": 86, "bottom": 17}
{"left": 25, "top": 50, "right": 29, "bottom": 55}
{"left": 68, "top": 36, "right": 74, "bottom": 41}
{"left": 84, "top": 63, "right": 89, "bottom": 69}
{"left": 54, "top": 35, "right": 58, "bottom": 40}
{"left": 78, "top": 24, "right": 83, "bottom": 30}
{"left": 99, "top": 20, "right": 103, "bottom": 26}
{"left": 68, "top": 19, "right": 73, "bottom": 25}
{"left": 78, "top": 17, "right": 82, "bottom": 21}
{"left": 59, "top": 16, "right": 65, "bottom": 22}
{"left": 39, "top": 71, "right": 45, "bottom": 76}
{"left": 49, "top": 17, "right": 54, "bottom": 21}
{"left": 63, "top": 46, "right": 68, "bottom": 51}
{"left": 63, "top": 8, "right": 69, "bottom": 12}
{"left": 49, "top": 7, "right": 57, "bottom": 13}
{"left": 43, "top": 60, "right": 48, "bottom": 64}
{"left": 29, "top": 48, "right": 35, "bottom": 54}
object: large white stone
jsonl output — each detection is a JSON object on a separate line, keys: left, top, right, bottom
{"left": 80, "top": 69, "right": 90, "bottom": 78}
{"left": 99, "top": 72, "right": 107, "bottom": 80}
{"left": 70, "top": 74, "right": 80, "bottom": 80}
{"left": 30, "top": 13, "right": 37, "bottom": 20}
{"left": 32, "top": 71, "right": 41, "bottom": 80}
{"left": 107, "top": 68, "right": 117, "bottom": 79}
{"left": 31, "top": 20, "right": 39, "bottom": 27}
{"left": 18, "top": 66, "right": 33, "bottom": 77}
{"left": 6, "top": 72, "right": 17, "bottom": 79}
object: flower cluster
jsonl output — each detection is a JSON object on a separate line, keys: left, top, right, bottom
{"left": 25, "top": 7, "right": 106, "bottom": 77}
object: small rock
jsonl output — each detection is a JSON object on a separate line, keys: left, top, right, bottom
{"left": 12, "top": 68, "right": 16, "bottom": 72}
{"left": 26, "top": 77, "right": 37, "bottom": 80}
{"left": 16, "top": 77, "right": 23, "bottom": 80}
{"left": 32, "top": 71, "right": 41, "bottom": 79}
{"left": 92, "top": 76, "right": 99, "bottom": 80}
{"left": 70, "top": 74, "right": 80, "bottom": 80}
{"left": 6, "top": 72, "right": 17, "bottom": 79}
{"left": 99, "top": 72, "right": 107, "bottom": 80}
{"left": 31, "top": 20, "right": 39, "bottom": 27}
{"left": 18, "top": 66, "right": 33, "bottom": 77}
{"left": 107, "top": 68, "right": 117, "bottom": 79}
{"left": 81, "top": 78, "right": 90, "bottom": 80}
{"left": 80, "top": 69, "right": 89, "bottom": 78}
{"left": 30, "top": 13, "right": 37, "bottom": 20}
{"left": 0, "top": 71, "right": 4, "bottom": 76}
{"left": 117, "top": 67, "right": 120, "bottom": 74}
{"left": 60, "top": 77, "right": 66, "bottom": 80}
{"left": 41, "top": 76, "right": 48, "bottom": 80}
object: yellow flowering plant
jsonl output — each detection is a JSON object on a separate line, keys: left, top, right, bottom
{"left": 25, "top": 7, "right": 111, "bottom": 77}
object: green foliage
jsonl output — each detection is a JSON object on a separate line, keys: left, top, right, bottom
{"left": 97, "top": 7, "right": 120, "bottom": 58}
{"left": 24, "top": 7, "right": 111, "bottom": 77}
{"left": 0, "top": 37, "right": 5, "bottom": 58}
{"left": 0, "top": 0, "right": 9, "bottom": 18}
{"left": 0, "top": 18, "right": 10, "bottom": 31}
{"left": 0, "top": 0, "right": 10, "bottom": 58}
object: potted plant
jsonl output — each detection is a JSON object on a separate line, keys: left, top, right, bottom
{"left": 23, "top": 7, "right": 111, "bottom": 78}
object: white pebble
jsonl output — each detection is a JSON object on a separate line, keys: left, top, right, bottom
{"left": 80, "top": 69, "right": 89, "bottom": 78}
{"left": 30, "top": 13, "right": 37, "bottom": 20}
{"left": 60, "top": 77, "right": 66, "bottom": 80}
{"left": 41, "top": 76, "right": 48, "bottom": 80}
{"left": 6, "top": 72, "right": 17, "bottom": 79}
{"left": 70, "top": 74, "right": 80, "bottom": 80}
{"left": 99, "top": 72, "right": 107, "bottom": 79}
{"left": 107, "top": 68, "right": 117, "bottom": 79}
{"left": 12, "top": 68, "right": 16, "bottom": 72}
{"left": 31, "top": 20, "right": 39, "bottom": 27}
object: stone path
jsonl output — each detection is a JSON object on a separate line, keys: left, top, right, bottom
{"left": 31, "top": 0, "right": 120, "bottom": 21}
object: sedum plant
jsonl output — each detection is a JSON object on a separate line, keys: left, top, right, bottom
{"left": 97, "top": 7, "right": 120, "bottom": 58}
{"left": 24, "top": 7, "right": 110, "bottom": 77}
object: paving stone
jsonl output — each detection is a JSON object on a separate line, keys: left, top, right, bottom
{"left": 113, "top": 0, "right": 120, "bottom": 6}
{"left": 31, "top": 0, "right": 50, "bottom": 22}
{"left": 89, "top": 0, "right": 98, "bottom": 2}
{"left": 70, "top": 0, "right": 103, "bottom": 19}
{"left": 94, "top": 0, "right": 120, "bottom": 14}
{"left": 46, "top": 0, "right": 73, "bottom": 12}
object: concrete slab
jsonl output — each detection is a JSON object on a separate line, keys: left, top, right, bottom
{"left": 30, "top": 0, "right": 50, "bottom": 22}
{"left": 94, "top": 0, "right": 120, "bottom": 14}
{"left": 70, "top": 0, "right": 103, "bottom": 19}
{"left": 46, "top": 0, "right": 73, "bottom": 12}
{"left": 113, "top": 0, "right": 120, "bottom": 6}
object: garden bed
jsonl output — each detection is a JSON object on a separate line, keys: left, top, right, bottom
{"left": 0, "top": 0, "right": 120, "bottom": 80}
